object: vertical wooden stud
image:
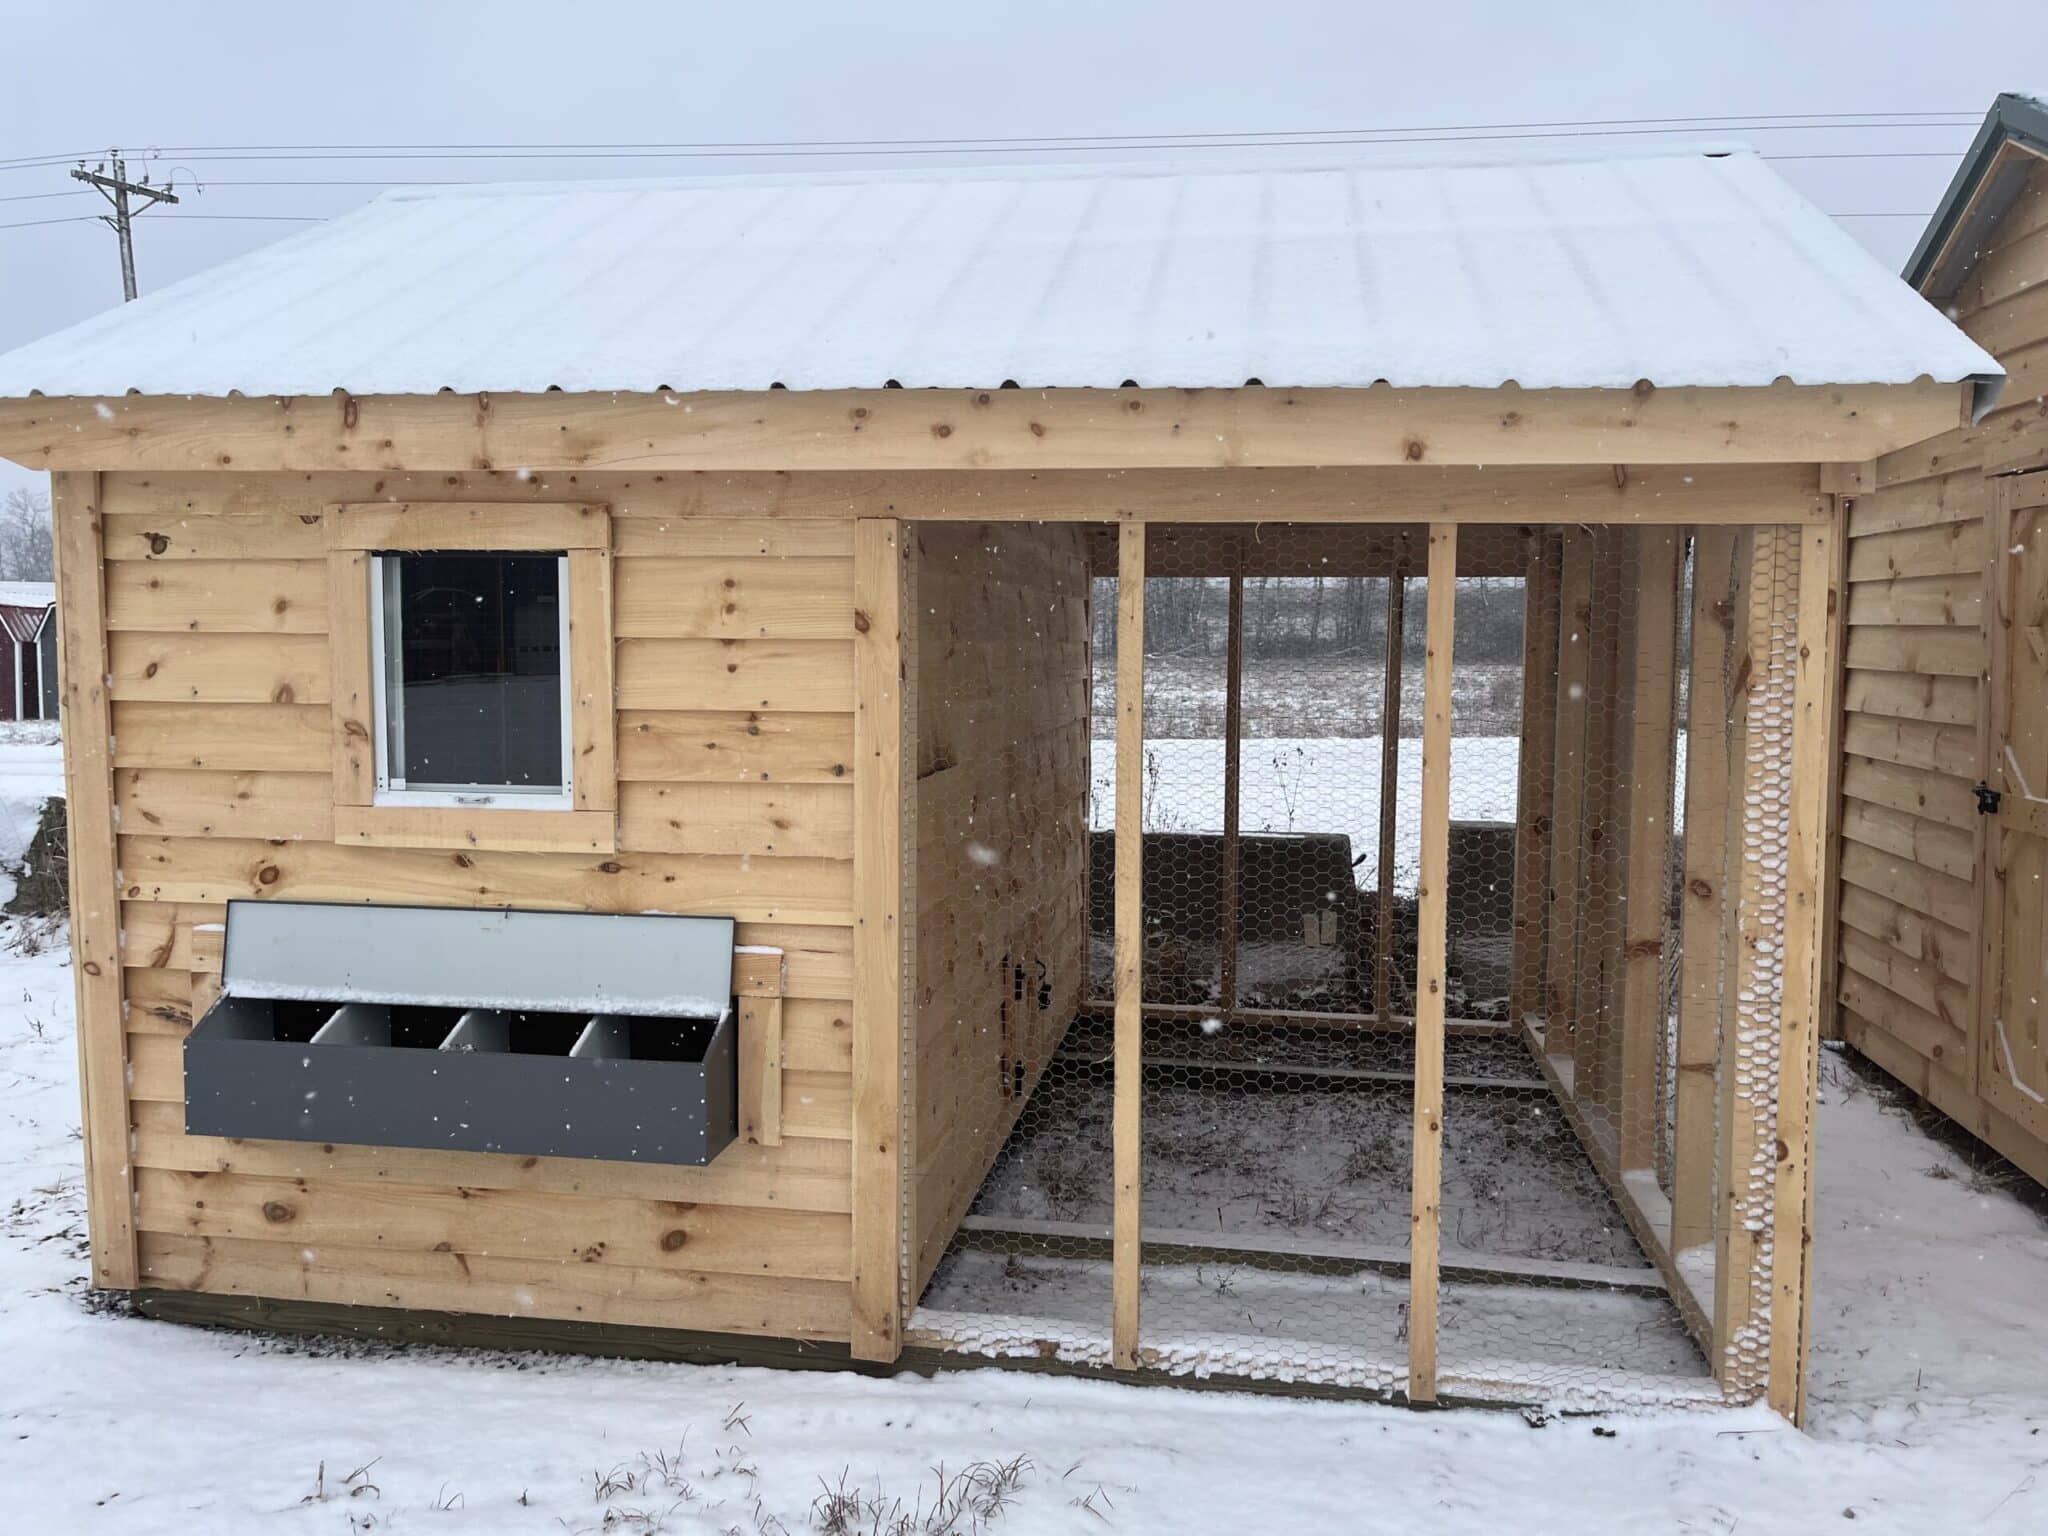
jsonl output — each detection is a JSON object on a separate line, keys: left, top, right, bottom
{"left": 1769, "top": 518, "right": 1838, "bottom": 1424}
{"left": 52, "top": 470, "right": 136, "bottom": 1291}
{"left": 851, "top": 518, "right": 909, "bottom": 1362}
{"left": 1375, "top": 544, "right": 1409, "bottom": 1020}
{"left": 1509, "top": 532, "right": 1562, "bottom": 1030}
{"left": 328, "top": 549, "right": 375, "bottom": 806}
{"left": 1408, "top": 521, "right": 1457, "bottom": 1404}
{"left": 1671, "top": 528, "right": 1735, "bottom": 1256}
{"left": 567, "top": 545, "right": 617, "bottom": 812}
{"left": 1616, "top": 528, "right": 1681, "bottom": 1170}
{"left": 1573, "top": 531, "right": 1630, "bottom": 1114}
{"left": 738, "top": 995, "right": 785, "bottom": 1147}
{"left": 1112, "top": 521, "right": 1147, "bottom": 1370}
{"left": 1711, "top": 528, "right": 1759, "bottom": 1368}
{"left": 1543, "top": 531, "right": 1593, "bottom": 1046}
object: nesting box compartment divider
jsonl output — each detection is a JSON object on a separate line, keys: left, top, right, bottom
{"left": 184, "top": 903, "right": 738, "bottom": 1165}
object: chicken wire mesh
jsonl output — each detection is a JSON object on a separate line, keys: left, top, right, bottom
{"left": 902, "top": 520, "right": 1804, "bottom": 1410}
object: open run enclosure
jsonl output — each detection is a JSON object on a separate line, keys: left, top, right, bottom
{"left": 905, "top": 510, "right": 1834, "bottom": 1412}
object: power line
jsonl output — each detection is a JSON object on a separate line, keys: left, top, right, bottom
{"left": 0, "top": 213, "right": 319, "bottom": 230}
{"left": 0, "top": 189, "right": 92, "bottom": 204}
{"left": 0, "top": 111, "right": 1985, "bottom": 175}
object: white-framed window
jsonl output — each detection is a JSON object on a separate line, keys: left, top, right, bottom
{"left": 368, "top": 551, "right": 574, "bottom": 809}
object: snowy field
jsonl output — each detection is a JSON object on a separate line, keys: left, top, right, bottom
{"left": 1089, "top": 734, "right": 1684, "bottom": 892}
{"left": 1090, "top": 735, "right": 1520, "bottom": 893}
{"left": 4, "top": 737, "right": 2048, "bottom": 1531}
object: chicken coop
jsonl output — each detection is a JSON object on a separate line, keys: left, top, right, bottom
{"left": 0, "top": 145, "right": 1995, "bottom": 1422}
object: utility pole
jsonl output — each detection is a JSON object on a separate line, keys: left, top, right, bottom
{"left": 71, "top": 153, "right": 179, "bottom": 302}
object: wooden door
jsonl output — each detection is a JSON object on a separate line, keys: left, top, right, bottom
{"left": 1982, "top": 471, "right": 2048, "bottom": 1135}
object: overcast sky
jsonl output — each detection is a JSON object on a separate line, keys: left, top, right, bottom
{"left": 2, "top": 0, "right": 2041, "bottom": 504}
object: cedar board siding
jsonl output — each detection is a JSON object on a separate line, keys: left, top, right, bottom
{"left": 1837, "top": 154, "right": 2048, "bottom": 1185}
{"left": 102, "top": 470, "right": 862, "bottom": 1338}
{"left": 910, "top": 523, "right": 1092, "bottom": 1294}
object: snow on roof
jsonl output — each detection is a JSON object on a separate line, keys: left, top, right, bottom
{"left": 0, "top": 145, "right": 1997, "bottom": 399}
{"left": 0, "top": 582, "right": 53, "bottom": 611}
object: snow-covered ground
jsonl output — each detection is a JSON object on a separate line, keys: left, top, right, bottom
{"left": 3, "top": 736, "right": 2047, "bottom": 1532}
{"left": 1089, "top": 734, "right": 1522, "bottom": 892}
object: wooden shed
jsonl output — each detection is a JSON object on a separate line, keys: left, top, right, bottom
{"left": 0, "top": 145, "right": 1995, "bottom": 1421}
{"left": 1828, "top": 91, "right": 2048, "bottom": 1184}
{"left": 0, "top": 580, "right": 57, "bottom": 721}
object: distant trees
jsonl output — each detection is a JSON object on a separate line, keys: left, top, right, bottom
{"left": 0, "top": 485, "right": 52, "bottom": 582}
{"left": 1094, "top": 573, "right": 1526, "bottom": 665}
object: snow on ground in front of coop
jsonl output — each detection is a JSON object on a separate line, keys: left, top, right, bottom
{"left": 2, "top": 736, "right": 2047, "bottom": 1531}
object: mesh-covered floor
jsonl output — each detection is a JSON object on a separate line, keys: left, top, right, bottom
{"left": 915, "top": 1019, "right": 1709, "bottom": 1396}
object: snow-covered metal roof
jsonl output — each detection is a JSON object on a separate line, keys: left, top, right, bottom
{"left": 1905, "top": 90, "right": 2048, "bottom": 301}
{"left": 0, "top": 582, "right": 52, "bottom": 643}
{"left": 0, "top": 145, "right": 1998, "bottom": 399}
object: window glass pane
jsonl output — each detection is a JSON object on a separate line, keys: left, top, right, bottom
{"left": 390, "top": 553, "right": 563, "bottom": 791}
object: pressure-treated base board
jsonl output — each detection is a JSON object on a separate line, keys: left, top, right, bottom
{"left": 127, "top": 1287, "right": 1559, "bottom": 1410}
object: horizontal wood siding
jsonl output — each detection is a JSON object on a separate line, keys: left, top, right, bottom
{"left": 1838, "top": 151, "right": 2048, "bottom": 1176}
{"left": 99, "top": 469, "right": 864, "bottom": 1340}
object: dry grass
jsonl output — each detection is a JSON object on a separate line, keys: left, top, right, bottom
{"left": 811, "top": 1457, "right": 1032, "bottom": 1536}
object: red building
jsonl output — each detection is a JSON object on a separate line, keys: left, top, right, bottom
{"left": 0, "top": 582, "right": 55, "bottom": 721}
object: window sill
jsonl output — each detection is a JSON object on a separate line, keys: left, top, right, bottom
{"left": 335, "top": 803, "right": 619, "bottom": 855}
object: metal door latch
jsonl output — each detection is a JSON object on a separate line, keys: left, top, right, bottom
{"left": 1975, "top": 780, "right": 2003, "bottom": 815}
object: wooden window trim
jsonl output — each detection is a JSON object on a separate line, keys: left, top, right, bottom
{"left": 327, "top": 501, "right": 617, "bottom": 852}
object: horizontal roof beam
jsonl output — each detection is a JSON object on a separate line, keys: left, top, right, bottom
{"left": 0, "top": 381, "right": 1965, "bottom": 473}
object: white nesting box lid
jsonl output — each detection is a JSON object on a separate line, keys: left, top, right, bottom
{"left": 220, "top": 901, "right": 735, "bottom": 1019}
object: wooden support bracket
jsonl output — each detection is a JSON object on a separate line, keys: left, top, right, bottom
{"left": 736, "top": 946, "right": 788, "bottom": 1149}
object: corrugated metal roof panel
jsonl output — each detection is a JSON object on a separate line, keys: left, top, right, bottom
{"left": 0, "top": 146, "right": 1998, "bottom": 399}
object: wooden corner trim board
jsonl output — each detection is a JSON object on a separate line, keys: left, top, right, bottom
{"left": 52, "top": 469, "right": 138, "bottom": 1290}
{"left": 326, "top": 502, "right": 619, "bottom": 841}
{"left": 0, "top": 382, "right": 1967, "bottom": 472}
{"left": 850, "top": 518, "right": 908, "bottom": 1363}
{"left": 1770, "top": 518, "right": 1839, "bottom": 1426}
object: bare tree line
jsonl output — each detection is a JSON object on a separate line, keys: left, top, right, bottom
{"left": 1095, "top": 575, "right": 1527, "bottom": 665}
{"left": 0, "top": 485, "right": 53, "bottom": 583}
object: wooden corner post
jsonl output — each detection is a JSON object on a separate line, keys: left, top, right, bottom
{"left": 1543, "top": 530, "right": 1594, "bottom": 1044}
{"left": 1408, "top": 521, "right": 1457, "bottom": 1403}
{"left": 1508, "top": 532, "right": 1561, "bottom": 1031}
{"left": 52, "top": 469, "right": 137, "bottom": 1290}
{"left": 1770, "top": 518, "right": 1838, "bottom": 1423}
{"left": 1616, "top": 528, "right": 1682, "bottom": 1170}
{"left": 1671, "top": 528, "right": 1736, "bottom": 1257}
{"left": 1112, "top": 521, "right": 1146, "bottom": 1369}
{"left": 851, "top": 518, "right": 910, "bottom": 1362}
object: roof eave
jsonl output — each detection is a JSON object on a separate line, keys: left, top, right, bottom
{"left": 0, "top": 379, "right": 1977, "bottom": 475}
{"left": 1904, "top": 92, "right": 2048, "bottom": 301}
